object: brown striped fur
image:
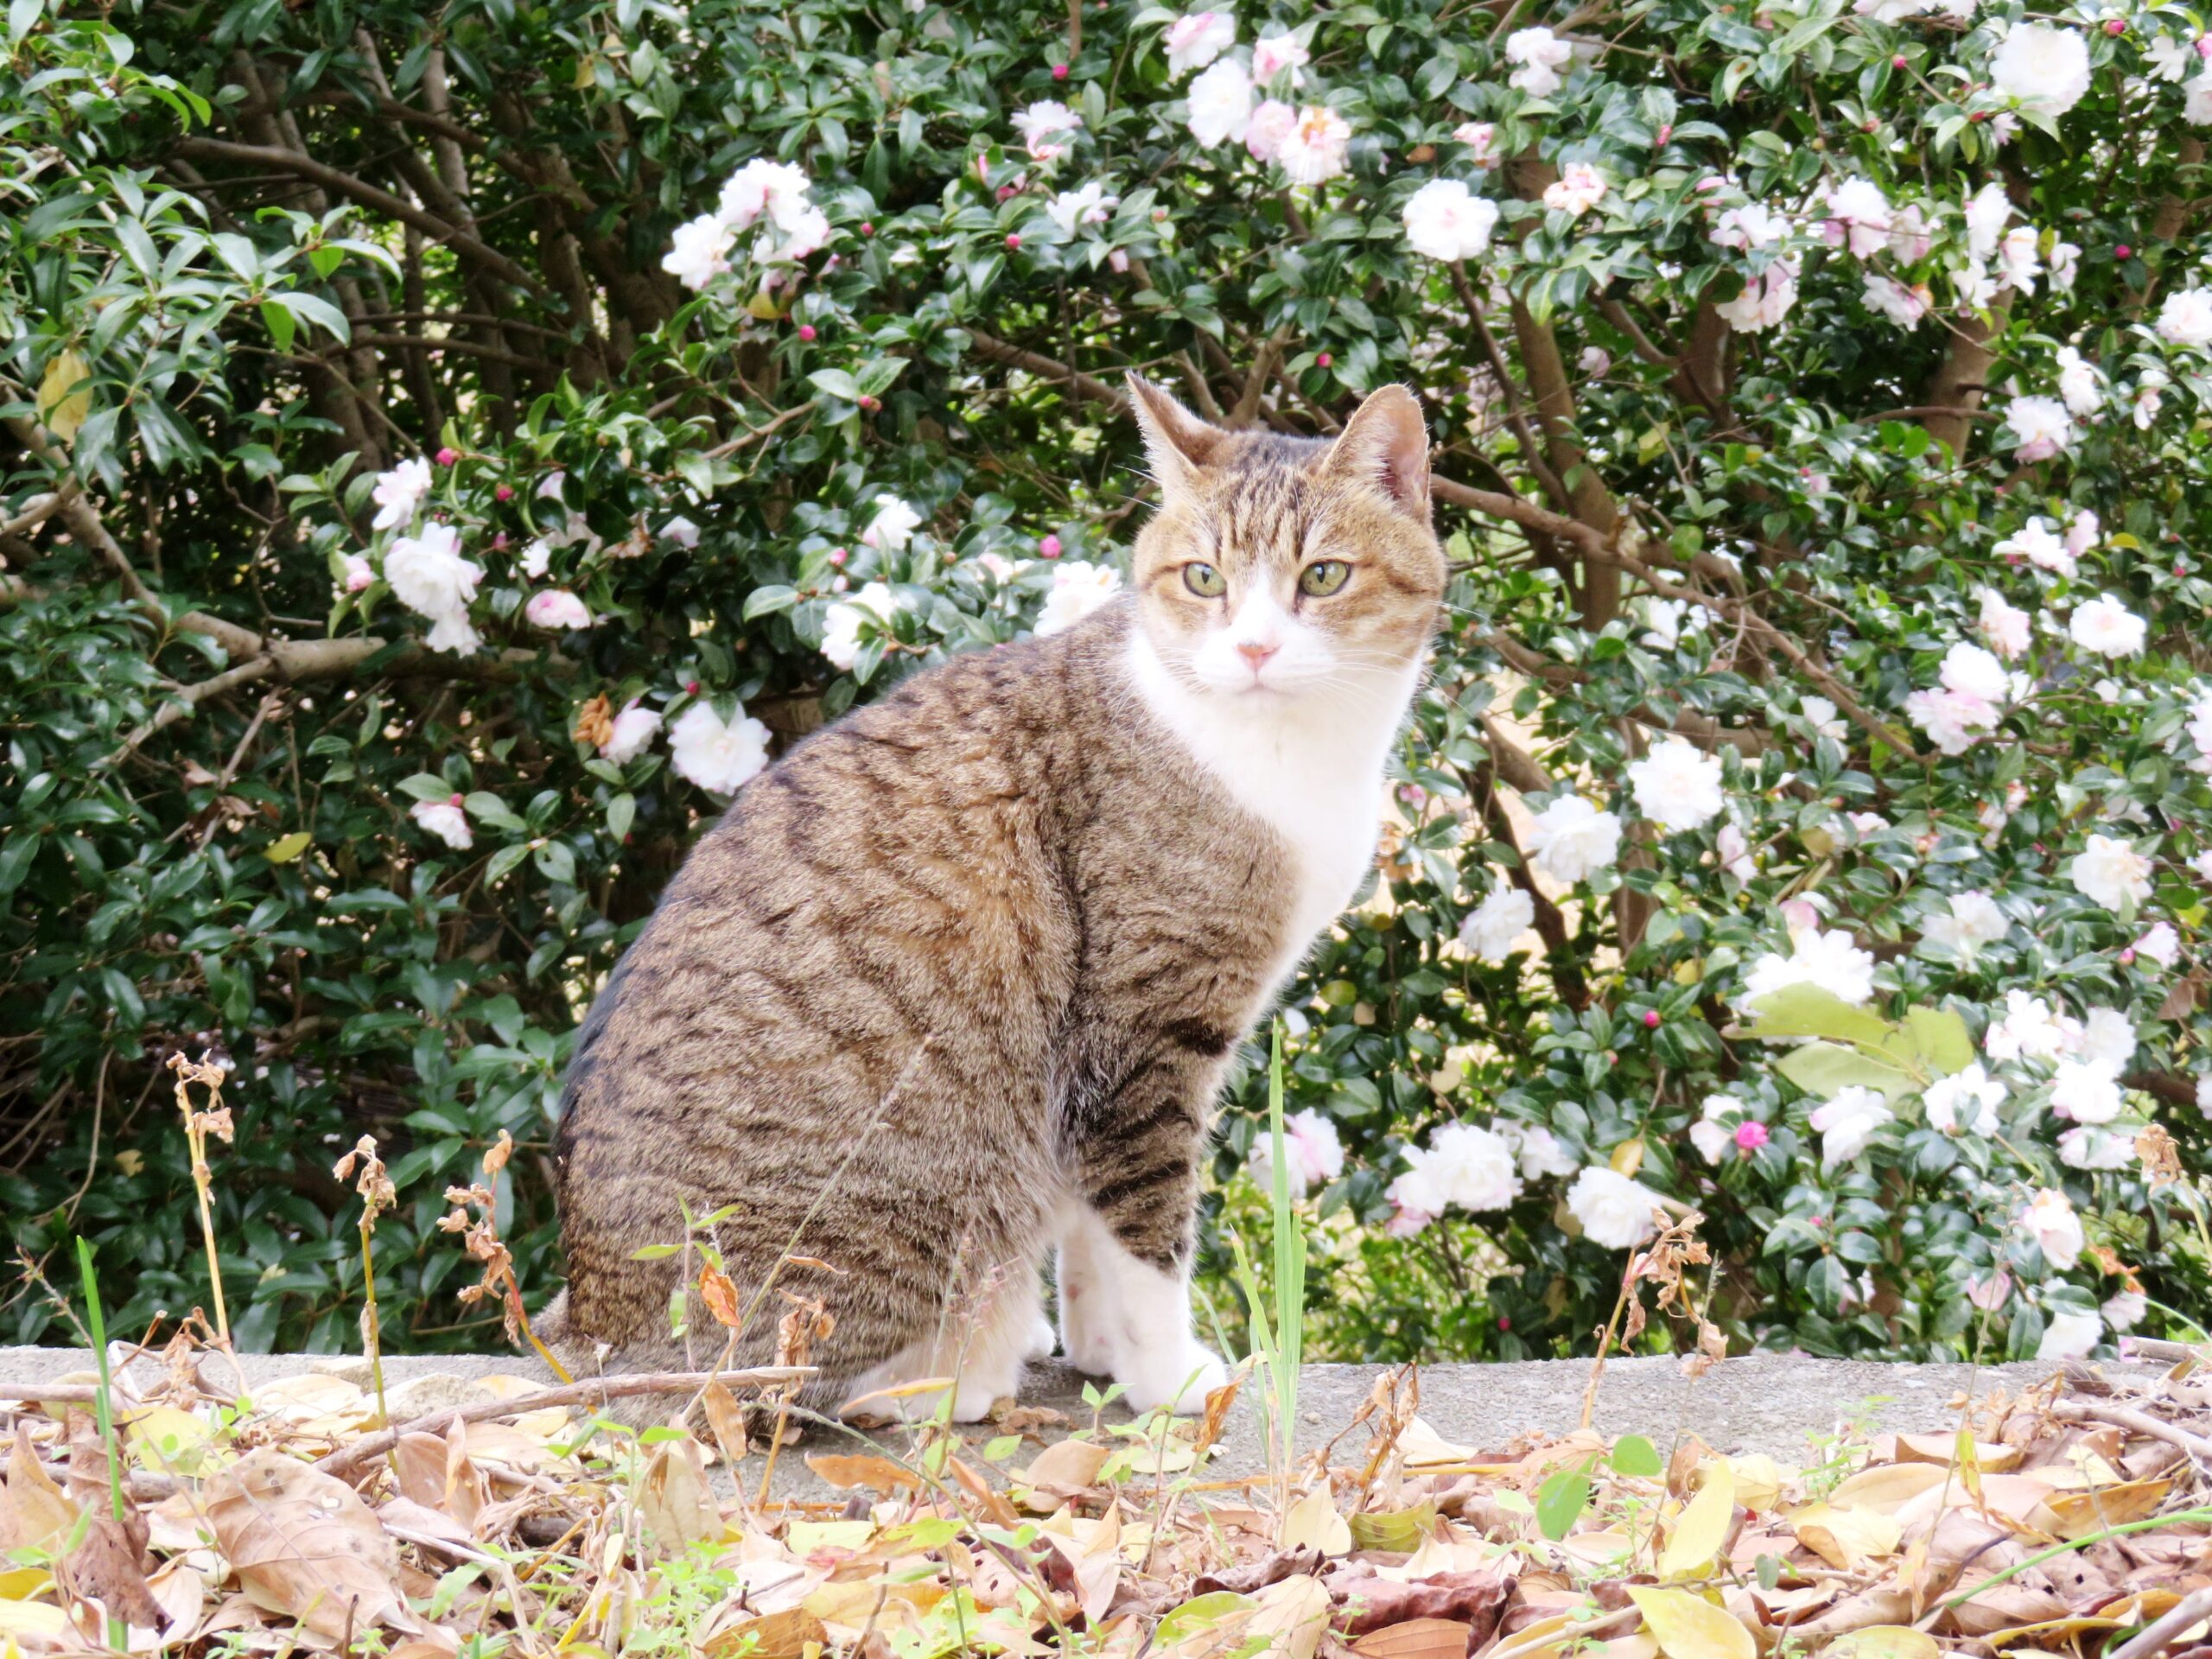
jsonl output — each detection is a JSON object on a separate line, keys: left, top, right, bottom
{"left": 544, "top": 380, "right": 1444, "bottom": 1418}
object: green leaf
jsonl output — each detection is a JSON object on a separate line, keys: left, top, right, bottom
{"left": 1777, "top": 1041, "right": 1916, "bottom": 1103}
{"left": 1902, "top": 1006, "right": 1974, "bottom": 1077}
{"left": 264, "top": 831, "right": 312, "bottom": 864}
{"left": 258, "top": 300, "right": 295, "bottom": 354}
{"left": 1610, "top": 1434, "right": 1663, "bottom": 1478}
{"left": 742, "top": 585, "right": 798, "bottom": 620}
{"left": 1747, "top": 983, "right": 1894, "bottom": 1049}
{"left": 1535, "top": 1460, "right": 1594, "bottom": 1541}
{"left": 606, "top": 792, "right": 635, "bottom": 843}
{"left": 806, "top": 368, "right": 862, "bottom": 402}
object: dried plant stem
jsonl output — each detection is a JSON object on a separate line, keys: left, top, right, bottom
{"left": 2051, "top": 1398, "right": 2212, "bottom": 1463}
{"left": 1578, "top": 1264, "right": 1638, "bottom": 1433}
{"left": 315, "top": 1364, "right": 814, "bottom": 1479}
{"left": 173, "top": 1061, "right": 232, "bottom": 1344}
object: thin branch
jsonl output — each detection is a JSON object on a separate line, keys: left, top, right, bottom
{"left": 962, "top": 327, "right": 1128, "bottom": 410}
{"left": 0, "top": 482, "right": 77, "bottom": 538}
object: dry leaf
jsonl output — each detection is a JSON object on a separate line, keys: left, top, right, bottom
{"left": 1, "top": 1423, "right": 76, "bottom": 1552}
{"left": 1659, "top": 1460, "right": 1734, "bottom": 1577}
{"left": 804, "top": 1452, "right": 915, "bottom": 1495}
{"left": 1329, "top": 1568, "right": 1511, "bottom": 1641}
{"left": 1823, "top": 1630, "right": 1942, "bottom": 1658}
{"left": 1624, "top": 1586, "right": 1755, "bottom": 1659}
{"left": 202, "top": 1448, "right": 414, "bottom": 1639}
{"left": 1249, "top": 1574, "right": 1332, "bottom": 1659}
{"left": 1280, "top": 1488, "right": 1353, "bottom": 1556}
{"left": 2030, "top": 1478, "right": 2171, "bottom": 1540}
{"left": 704, "top": 1608, "right": 827, "bottom": 1658}
{"left": 1020, "top": 1438, "right": 1109, "bottom": 1503}
{"left": 57, "top": 1512, "right": 162, "bottom": 1630}
{"left": 637, "top": 1435, "right": 719, "bottom": 1552}
{"left": 1349, "top": 1617, "right": 1476, "bottom": 1658}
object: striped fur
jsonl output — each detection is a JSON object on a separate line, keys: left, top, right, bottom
{"left": 545, "top": 379, "right": 1444, "bottom": 1421}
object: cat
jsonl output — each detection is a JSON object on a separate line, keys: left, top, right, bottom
{"left": 542, "top": 377, "right": 1446, "bottom": 1422}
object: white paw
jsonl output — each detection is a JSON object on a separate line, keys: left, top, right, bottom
{"left": 1116, "top": 1343, "right": 1228, "bottom": 1416}
{"left": 1026, "top": 1311, "right": 1059, "bottom": 1361}
{"left": 1059, "top": 1293, "right": 1114, "bottom": 1375}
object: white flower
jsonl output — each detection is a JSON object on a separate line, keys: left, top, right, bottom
{"left": 769, "top": 204, "right": 832, "bottom": 262}
{"left": 1905, "top": 686, "right": 2000, "bottom": 755}
{"left": 1500, "top": 1122, "right": 1578, "bottom": 1179}
{"left": 1862, "top": 275, "right": 1929, "bottom": 329}
{"left": 1459, "top": 885, "right": 1535, "bottom": 963}
{"left": 370, "top": 458, "right": 434, "bottom": 531}
{"left": 1275, "top": 105, "right": 1351, "bottom": 184}
{"left": 1924, "top": 891, "right": 2010, "bottom": 956}
{"left": 1809, "top": 1086, "right": 1893, "bottom": 1167}
{"left": 2190, "top": 68, "right": 2212, "bottom": 124}
{"left": 1250, "top": 30, "right": 1308, "bottom": 83}
{"left": 1940, "top": 641, "right": 2011, "bottom": 702}
{"left": 1011, "top": 100, "right": 1084, "bottom": 162}
{"left": 2158, "top": 288, "right": 2212, "bottom": 348}
{"left": 2055, "top": 346, "right": 2103, "bottom": 417}
{"left": 1688, "top": 1118, "right": 1734, "bottom": 1164}
{"left": 2133, "top": 922, "right": 2180, "bottom": 968}
{"left": 1964, "top": 181, "right": 2012, "bottom": 260}
{"left": 861, "top": 494, "right": 924, "bottom": 552}
{"left": 2065, "top": 511, "right": 2101, "bottom": 561}
{"left": 2069, "top": 594, "right": 2146, "bottom": 658}
{"left": 1244, "top": 99, "right": 1298, "bottom": 162}
{"left": 1452, "top": 121, "right": 1497, "bottom": 163}
{"left": 1974, "top": 588, "right": 2032, "bottom": 660}
{"left": 2060, "top": 1126, "right": 2134, "bottom": 1169}
{"left": 1567, "top": 1166, "right": 1661, "bottom": 1249}
{"left": 718, "top": 158, "right": 813, "bottom": 230}
{"left": 384, "top": 522, "right": 483, "bottom": 654}
{"left": 1997, "top": 225, "right": 2042, "bottom": 295}
{"left": 1164, "top": 9, "right": 1236, "bottom": 75}
{"left": 1036, "top": 559, "right": 1123, "bottom": 634}
{"left": 2104, "top": 1288, "right": 2147, "bottom": 1330}
{"left": 2069, "top": 834, "right": 2153, "bottom": 911}
{"left": 2021, "top": 1188, "right": 2085, "bottom": 1269}
{"left": 1637, "top": 596, "right": 1688, "bottom": 651}
{"left": 1923, "top": 1064, "right": 2005, "bottom": 1135}
{"left": 1716, "top": 823, "right": 1755, "bottom": 881}
{"left": 1248, "top": 1108, "right": 1344, "bottom": 1196}
{"left": 1990, "top": 23, "right": 2093, "bottom": 117}
{"left": 410, "top": 797, "right": 472, "bottom": 850}
{"left": 1712, "top": 202, "right": 1786, "bottom": 250}
{"left": 1185, "top": 59, "right": 1253, "bottom": 147}
{"left": 1993, "top": 517, "right": 2074, "bottom": 576}
{"left": 2050, "top": 1058, "right": 2125, "bottom": 1125}
{"left": 1528, "top": 795, "right": 1623, "bottom": 883}
{"left": 338, "top": 554, "right": 374, "bottom": 594}
{"left": 1402, "top": 179, "right": 1498, "bottom": 260}
{"left": 1986, "top": 989, "right": 2068, "bottom": 1064}
{"left": 1542, "top": 162, "right": 1608, "bottom": 219}
{"left": 1505, "top": 25, "right": 1575, "bottom": 96}
{"left": 2076, "top": 1006, "right": 2139, "bottom": 1068}
{"left": 2037, "top": 1306, "right": 2102, "bottom": 1359}
{"left": 1045, "top": 181, "right": 1118, "bottom": 236}
{"left": 2136, "top": 377, "right": 2168, "bottom": 429}
{"left": 668, "top": 701, "right": 772, "bottom": 795}
{"left": 662, "top": 212, "right": 735, "bottom": 290}
{"left": 2049, "top": 238, "right": 2081, "bottom": 292}
{"left": 1582, "top": 350, "right": 1612, "bottom": 381}
{"left": 601, "top": 702, "right": 663, "bottom": 765}
{"left": 1825, "top": 177, "right": 1891, "bottom": 257}
{"left": 2151, "top": 34, "right": 2197, "bottom": 80}
{"left": 1716, "top": 259, "right": 1799, "bottom": 333}
{"left": 519, "top": 539, "right": 552, "bottom": 579}
{"left": 822, "top": 580, "right": 899, "bottom": 671}
{"left": 1626, "top": 738, "right": 1726, "bottom": 832}
{"left": 662, "top": 516, "right": 702, "bottom": 550}
{"left": 2005, "top": 394, "right": 2075, "bottom": 462}
{"left": 524, "top": 589, "right": 592, "bottom": 631}
{"left": 1424, "top": 1122, "right": 1523, "bottom": 1211}
{"left": 1802, "top": 696, "right": 1847, "bottom": 741}
{"left": 1745, "top": 926, "right": 1880, "bottom": 1008}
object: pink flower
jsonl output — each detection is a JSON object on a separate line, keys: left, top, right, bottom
{"left": 1967, "top": 1270, "right": 2012, "bottom": 1311}
{"left": 1733, "top": 1120, "right": 1770, "bottom": 1151}
{"left": 1039, "top": 533, "right": 1064, "bottom": 557}
{"left": 524, "top": 589, "right": 593, "bottom": 630}
{"left": 1245, "top": 99, "right": 1299, "bottom": 162}
{"left": 339, "top": 554, "right": 375, "bottom": 594}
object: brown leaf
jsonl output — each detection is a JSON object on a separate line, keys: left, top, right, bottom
{"left": 637, "top": 1435, "right": 719, "bottom": 1553}
{"left": 1328, "top": 1568, "right": 1511, "bottom": 1643}
{"left": 701, "top": 1380, "right": 750, "bottom": 1467}
{"left": 203, "top": 1448, "right": 413, "bottom": 1639}
{"left": 804, "top": 1452, "right": 918, "bottom": 1496}
{"left": 1348, "top": 1618, "right": 1473, "bottom": 1658}
{"left": 0, "top": 1422, "right": 76, "bottom": 1551}
{"left": 571, "top": 696, "right": 614, "bottom": 748}
{"left": 705, "top": 1608, "right": 827, "bottom": 1658}
{"left": 58, "top": 1512, "right": 163, "bottom": 1629}
{"left": 1021, "top": 1438, "right": 1109, "bottom": 1500}
{"left": 1193, "top": 1545, "right": 1325, "bottom": 1596}
{"left": 699, "top": 1265, "right": 742, "bottom": 1329}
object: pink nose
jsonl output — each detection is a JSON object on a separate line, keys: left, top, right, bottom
{"left": 1236, "top": 641, "right": 1280, "bottom": 671}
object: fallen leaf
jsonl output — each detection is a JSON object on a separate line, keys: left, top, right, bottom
{"left": 1625, "top": 1585, "right": 1755, "bottom": 1659}
{"left": 1660, "top": 1460, "right": 1734, "bottom": 1577}
{"left": 0, "top": 1423, "right": 76, "bottom": 1551}
{"left": 1789, "top": 1503, "right": 1902, "bottom": 1571}
{"left": 1330, "top": 1568, "right": 1511, "bottom": 1641}
{"left": 1192, "top": 1545, "right": 1325, "bottom": 1596}
{"left": 1348, "top": 1503, "right": 1438, "bottom": 1553}
{"left": 1249, "top": 1574, "right": 1332, "bottom": 1659}
{"left": 0, "top": 1598, "right": 70, "bottom": 1640}
{"left": 1020, "top": 1439, "right": 1109, "bottom": 1503}
{"left": 1822, "top": 1627, "right": 1940, "bottom": 1658}
{"left": 58, "top": 1513, "right": 163, "bottom": 1629}
{"left": 1280, "top": 1488, "right": 1352, "bottom": 1556}
{"left": 202, "top": 1449, "right": 414, "bottom": 1639}
{"left": 1894, "top": 1433, "right": 2021, "bottom": 1472}
{"left": 2030, "top": 1478, "right": 2172, "bottom": 1541}
{"left": 637, "top": 1436, "right": 719, "bottom": 1553}
{"left": 804, "top": 1452, "right": 917, "bottom": 1495}
{"left": 1349, "top": 1617, "right": 1476, "bottom": 1658}
{"left": 704, "top": 1608, "right": 826, "bottom": 1658}
{"left": 1830, "top": 1462, "right": 1948, "bottom": 1514}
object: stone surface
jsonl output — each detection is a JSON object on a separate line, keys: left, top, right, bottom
{"left": 1, "top": 1344, "right": 2147, "bottom": 1502}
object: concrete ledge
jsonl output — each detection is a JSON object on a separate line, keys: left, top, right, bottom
{"left": 0, "top": 1346, "right": 2144, "bottom": 1499}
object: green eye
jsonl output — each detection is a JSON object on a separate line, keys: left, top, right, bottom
{"left": 1183, "top": 562, "right": 1226, "bottom": 598}
{"left": 1300, "top": 559, "right": 1351, "bottom": 597}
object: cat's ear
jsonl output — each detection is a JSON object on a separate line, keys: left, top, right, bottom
{"left": 1323, "top": 385, "right": 1432, "bottom": 522}
{"left": 1128, "top": 373, "right": 1226, "bottom": 500}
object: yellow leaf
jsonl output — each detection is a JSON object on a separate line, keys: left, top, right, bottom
{"left": 1660, "top": 1460, "right": 1734, "bottom": 1578}
{"left": 1831, "top": 1462, "right": 1948, "bottom": 1513}
{"left": 1609, "top": 1138, "right": 1646, "bottom": 1178}
{"left": 1825, "top": 1630, "right": 1939, "bottom": 1659}
{"left": 1726, "top": 1454, "right": 1783, "bottom": 1511}
{"left": 124, "top": 1403, "right": 216, "bottom": 1476}
{"left": 1625, "top": 1586, "right": 1755, "bottom": 1659}
{"left": 265, "top": 831, "right": 313, "bottom": 864}
{"left": 36, "top": 349, "right": 90, "bottom": 445}
{"left": 573, "top": 53, "right": 598, "bottom": 87}
{"left": 1279, "top": 1488, "right": 1351, "bottom": 1555}
{"left": 0, "top": 1601, "right": 67, "bottom": 1641}
{"left": 1248, "top": 1575, "right": 1332, "bottom": 1659}
{"left": 1789, "top": 1503, "right": 1902, "bottom": 1570}
{"left": 0, "top": 1572, "right": 46, "bottom": 1602}
{"left": 2031, "top": 1479, "right": 2173, "bottom": 1541}
{"left": 785, "top": 1520, "right": 874, "bottom": 1555}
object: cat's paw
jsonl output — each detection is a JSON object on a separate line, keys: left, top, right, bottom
{"left": 1115, "top": 1341, "right": 1228, "bottom": 1416}
{"left": 1026, "top": 1310, "right": 1059, "bottom": 1361}
{"left": 1058, "top": 1293, "right": 1115, "bottom": 1376}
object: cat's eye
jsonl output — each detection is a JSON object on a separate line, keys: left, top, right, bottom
{"left": 1183, "top": 562, "right": 1226, "bottom": 598}
{"left": 1300, "top": 559, "right": 1351, "bottom": 597}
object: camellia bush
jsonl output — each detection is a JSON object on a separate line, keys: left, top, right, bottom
{"left": 5, "top": 0, "right": 2212, "bottom": 1369}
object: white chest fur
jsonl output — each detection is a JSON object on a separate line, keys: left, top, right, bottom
{"left": 1124, "top": 632, "right": 1420, "bottom": 988}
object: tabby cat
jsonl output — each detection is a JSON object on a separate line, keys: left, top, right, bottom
{"left": 545, "top": 378, "right": 1446, "bottom": 1419}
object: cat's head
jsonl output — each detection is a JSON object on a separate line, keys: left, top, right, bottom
{"left": 1125, "top": 376, "right": 1446, "bottom": 703}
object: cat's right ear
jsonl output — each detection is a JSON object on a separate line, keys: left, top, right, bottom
{"left": 1127, "top": 373, "right": 1224, "bottom": 502}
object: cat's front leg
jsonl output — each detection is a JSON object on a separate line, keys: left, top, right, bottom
{"left": 1067, "top": 1095, "right": 1227, "bottom": 1415}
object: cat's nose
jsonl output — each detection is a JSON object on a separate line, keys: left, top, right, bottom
{"left": 1236, "top": 641, "right": 1280, "bottom": 671}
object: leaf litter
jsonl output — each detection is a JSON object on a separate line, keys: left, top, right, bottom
{"left": 4, "top": 1339, "right": 2212, "bottom": 1656}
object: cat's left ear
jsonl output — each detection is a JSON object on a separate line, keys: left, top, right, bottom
{"left": 1323, "top": 385, "right": 1432, "bottom": 522}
